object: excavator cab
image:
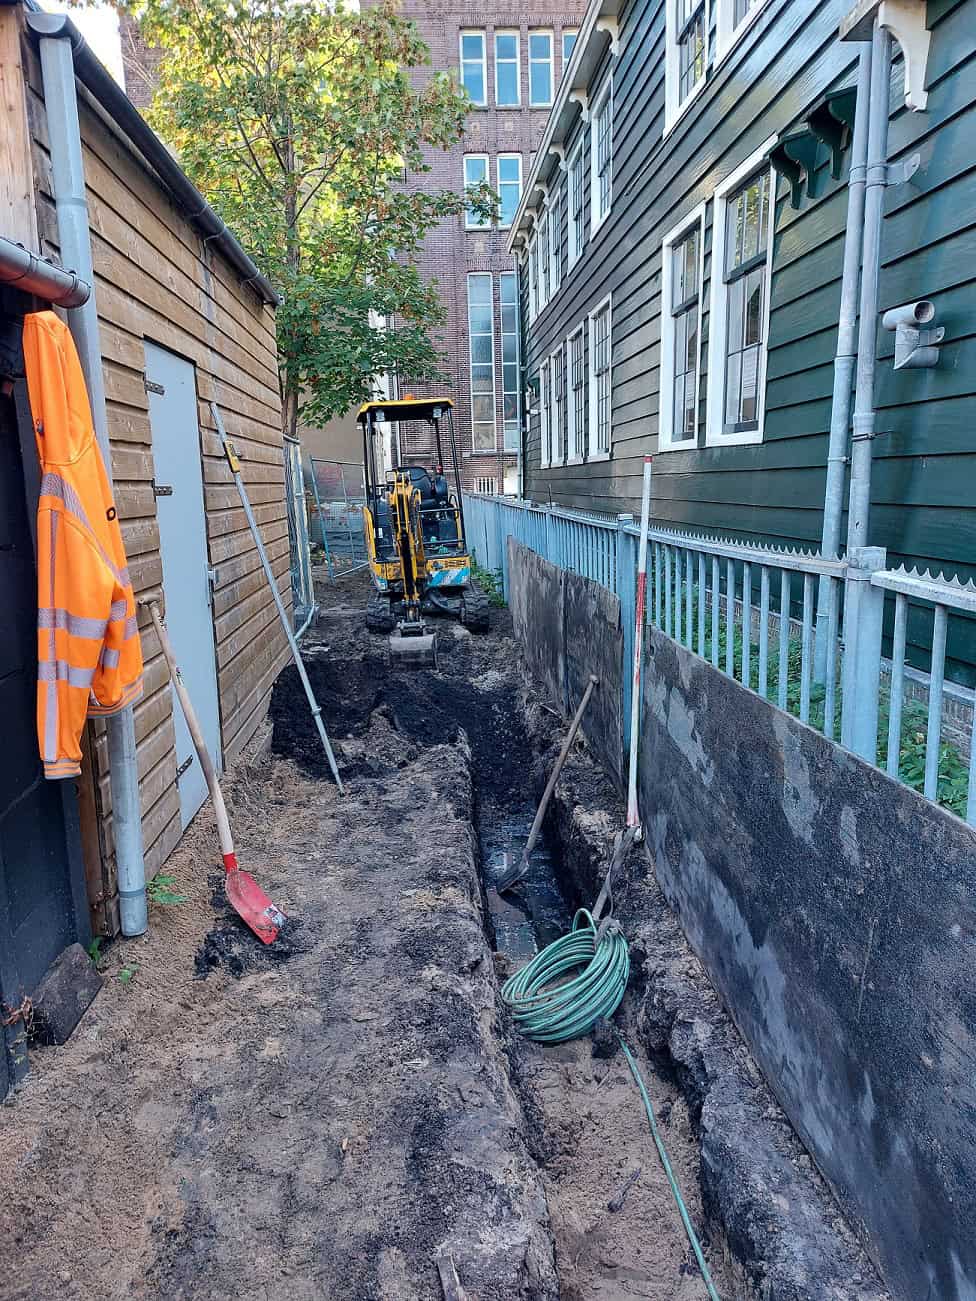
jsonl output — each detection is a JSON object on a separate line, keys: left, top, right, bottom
{"left": 360, "top": 398, "right": 490, "bottom": 667}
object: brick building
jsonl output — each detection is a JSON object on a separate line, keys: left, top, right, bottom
{"left": 389, "top": 3, "right": 590, "bottom": 495}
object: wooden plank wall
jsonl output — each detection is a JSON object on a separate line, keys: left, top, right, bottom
{"left": 24, "top": 39, "right": 290, "bottom": 915}
{"left": 519, "top": 0, "right": 976, "bottom": 679}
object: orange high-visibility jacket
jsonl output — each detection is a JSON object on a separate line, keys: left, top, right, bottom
{"left": 23, "top": 311, "right": 143, "bottom": 780}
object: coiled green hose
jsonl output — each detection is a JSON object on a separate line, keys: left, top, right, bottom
{"left": 501, "top": 905, "right": 722, "bottom": 1300}
{"left": 501, "top": 909, "right": 629, "bottom": 1042}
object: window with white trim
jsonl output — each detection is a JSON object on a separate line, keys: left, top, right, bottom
{"left": 549, "top": 183, "right": 562, "bottom": 296}
{"left": 567, "top": 325, "right": 586, "bottom": 461}
{"left": 475, "top": 476, "right": 497, "bottom": 495}
{"left": 588, "top": 298, "right": 612, "bottom": 457}
{"left": 539, "top": 357, "right": 552, "bottom": 467}
{"left": 562, "top": 30, "right": 578, "bottom": 67}
{"left": 539, "top": 205, "right": 551, "bottom": 307}
{"left": 497, "top": 153, "right": 522, "bottom": 228}
{"left": 716, "top": 0, "right": 766, "bottom": 59}
{"left": 706, "top": 144, "right": 777, "bottom": 445}
{"left": 467, "top": 273, "right": 496, "bottom": 451}
{"left": 660, "top": 205, "right": 706, "bottom": 449}
{"left": 463, "top": 155, "right": 489, "bottom": 229}
{"left": 568, "top": 136, "right": 585, "bottom": 267}
{"left": 527, "top": 237, "right": 539, "bottom": 320}
{"left": 529, "top": 31, "right": 553, "bottom": 106}
{"left": 665, "top": 0, "right": 708, "bottom": 129}
{"left": 551, "top": 344, "right": 565, "bottom": 465}
{"left": 591, "top": 80, "right": 613, "bottom": 232}
{"left": 499, "top": 272, "right": 520, "bottom": 452}
{"left": 495, "top": 30, "right": 520, "bottom": 106}
{"left": 460, "top": 31, "right": 487, "bottom": 106}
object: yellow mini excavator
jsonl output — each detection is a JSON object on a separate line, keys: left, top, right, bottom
{"left": 359, "top": 397, "right": 490, "bottom": 667}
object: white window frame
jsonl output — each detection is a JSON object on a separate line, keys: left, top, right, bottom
{"left": 538, "top": 204, "right": 551, "bottom": 308}
{"left": 549, "top": 181, "right": 563, "bottom": 297}
{"left": 568, "top": 135, "right": 586, "bottom": 269}
{"left": 459, "top": 30, "right": 487, "bottom": 107}
{"left": 494, "top": 30, "right": 521, "bottom": 106}
{"left": 463, "top": 154, "right": 490, "bottom": 229}
{"left": 550, "top": 342, "right": 566, "bottom": 466}
{"left": 539, "top": 356, "right": 552, "bottom": 468}
{"left": 659, "top": 203, "right": 707, "bottom": 452}
{"left": 587, "top": 294, "right": 612, "bottom": 461}
{"left": 497, "top": 153, "right": 523, "bottom": 229}
{"left": 665, "top": 0, "right": 709, "bottom": 134}
{"left": 562, "top": 29, "right": 578, "bottom": 68}
{"left": 566, "top": 324, "right": 586, "bottom": 464}
{"left": 528, "top": 29, "right": 554, "bottom": 107}
{"left": 467, "top": 271, "right": 497, "bottom": 452}
{"left": 716, "top": 0, "right": 767, "bottom": 62}
{"left": 705, "top": 138, "right": 778, "bottom": 448}
{"left": 499, "top": 270, "right": 521, "bottom": 453}
{"left": 590, "top": 79, "right": 613, "bottom": 235}
{"left": 527, "top": 235, "right": 539, "bottom": 321}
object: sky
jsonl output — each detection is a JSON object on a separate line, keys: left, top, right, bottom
{"left": 46, "top": 1, "right": 126, "bottom": 86}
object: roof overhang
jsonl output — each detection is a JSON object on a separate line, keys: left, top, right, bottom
{"left": 506, "top": 0, "right": 624, "bottom": 257}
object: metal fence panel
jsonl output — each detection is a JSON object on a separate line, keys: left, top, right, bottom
{"left": 309, "top": 458, "right": 369, "bottom": 577}
{"left": 283, "top": 436, "right": 315, "bottom": 632}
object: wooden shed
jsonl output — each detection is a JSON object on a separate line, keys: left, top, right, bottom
{"left": 0, "top": 0, "right": 290, "bottom": 1081}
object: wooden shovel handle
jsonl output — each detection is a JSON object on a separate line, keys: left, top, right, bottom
{"left": 146, "top": 601, "right": 236, "bottom": 863}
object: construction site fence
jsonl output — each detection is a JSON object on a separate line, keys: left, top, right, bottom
{"left": 308, "top": 458, "right": 369, "bottom": 578}
{"left": 283, "top": 436, "right": 315, "bottom": 633}
{"left": 462, "top": 492, "right": 976, "bottom": 828}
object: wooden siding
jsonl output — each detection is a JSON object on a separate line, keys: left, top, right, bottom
{"left": 521, "top": 0, "right": 976, "bottom": 679}
{"left": 24, "top": 40, "right": 289, "bottom": 912}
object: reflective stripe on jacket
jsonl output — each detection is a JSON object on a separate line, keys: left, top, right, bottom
{"left": 24, "top": 311, "right": 144, "bottom": 780}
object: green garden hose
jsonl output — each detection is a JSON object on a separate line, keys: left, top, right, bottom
{"left": 501, "top": 906, "right": 722, "bottom": 1301}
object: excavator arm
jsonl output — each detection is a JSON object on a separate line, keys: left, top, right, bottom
{"left": 388, "top": 472, "right": 437, "bottom": 668}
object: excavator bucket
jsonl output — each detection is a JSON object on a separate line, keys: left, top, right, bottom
{"left": 389, "top": 624, "right": 437, "bottom": 669}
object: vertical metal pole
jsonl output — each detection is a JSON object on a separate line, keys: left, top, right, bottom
{"left": 885, "top": 592, "right": 907, "bottom": 775}
{"left": 38, "top": 29, "right": 147, "bottom": 935}
{"left": 627, "top": 458, "right": 653, "bottom": 829}
{"left": 923, "top": 605, "right": 948, "bottom": 801}
{"left": 616, "top": 513, "right": 636, "bottom": 754}
{"left": 308, "top": 460, "right": 336, "bottom": 583}
{"left": 815, "top": 42, "right": 873, "bottom": 676}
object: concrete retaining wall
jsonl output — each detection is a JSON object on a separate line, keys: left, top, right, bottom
{"left": 641, "top": 625, "right": 976, "bottom": 1301}
{"left": 508, "top": 539, "right": 623, "bottom": 781}
{"left": 507, "top": 537, "right": 976, "bottom": 1300}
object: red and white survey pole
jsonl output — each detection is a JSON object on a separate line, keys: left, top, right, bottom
{"left": 626, "top": 456, "right": 654, "bottom": 829}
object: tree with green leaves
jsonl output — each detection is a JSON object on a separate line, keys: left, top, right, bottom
{"left": 124, "top": 0, "right": 492, "bottom": 436}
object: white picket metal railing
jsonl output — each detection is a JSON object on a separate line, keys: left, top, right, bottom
{"left": 463, "top": 492, "right": 976, "bottom": 828}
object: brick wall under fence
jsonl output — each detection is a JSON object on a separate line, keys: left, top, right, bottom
{"left": 507, "top": 538, "right": 623, "bottom": 783}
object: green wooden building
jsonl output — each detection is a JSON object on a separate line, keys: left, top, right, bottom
{"left": 509, "top": 0, "right": 976, "bottom": 680}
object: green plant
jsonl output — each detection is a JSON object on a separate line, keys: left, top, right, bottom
{"left": 117, "top": 965, "right": 138, "bottom": 986}
{"left": 147, "top": 874, "right": 188, "bottom": 906}
{"left": 126, "top": 0, "right": 495, "bottom": 437}
{"left": 471, "top": 555, "right": 506, "bottom": 607}
{"left": 87, "top": 936, "right": 103, "bottom": 964}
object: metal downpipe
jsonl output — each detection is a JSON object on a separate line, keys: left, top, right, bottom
{"left": 814, "top": 41, "right": 872, "bottom": 678}
{"left": 0, "top": 235, "right": 90, "bottom": 307}
{"left": 847, "top": 22, "right": 893, "bottom": 554}
{"left": 37, "top": 30, "right": 148, "bottom": 935}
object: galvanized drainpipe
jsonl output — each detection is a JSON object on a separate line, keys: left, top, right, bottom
{"left": 847, "top": 21, "right": 893, "bottom": 553}
{"left": 814, "top": 41, "right": 872, "bottom": 679}
{"left": 840, "top": 19, "right": 893, "bottom": 757}
{"left": 36, "top": 26, "right": 148, "bottom": 935}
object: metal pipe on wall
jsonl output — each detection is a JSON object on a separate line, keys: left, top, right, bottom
{"left": 847, "top": 21, "right": 893, "bottom": 554}
{"left": 36, "top": 28, "right": 148, "bottom": 935}
{"left": 814, "top": 41, "right": 872, "bottom": 678}
{"left": 0, "top": 235, "right": 90, "bottom": 307}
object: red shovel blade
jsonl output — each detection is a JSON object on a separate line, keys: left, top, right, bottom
{"left": 224, "top": 857, "right": 285, "bottom": 945}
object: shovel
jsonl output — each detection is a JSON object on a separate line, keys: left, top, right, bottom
{"left": 146, "top": 601, "right": 285, "bottom": 945}
{"left": 497, "top": 675, "right": 599, "bottom": 893}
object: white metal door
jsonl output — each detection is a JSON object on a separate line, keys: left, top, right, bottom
{"left": 145, "top": 342, "right": 221, "bottom": 828}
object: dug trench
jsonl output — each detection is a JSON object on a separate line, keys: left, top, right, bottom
{"left": 0, "top": 570, "right": 889, "bottom": 1300}
{"left": 272, "top": 571, "right": 889, "bottom": 1301}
